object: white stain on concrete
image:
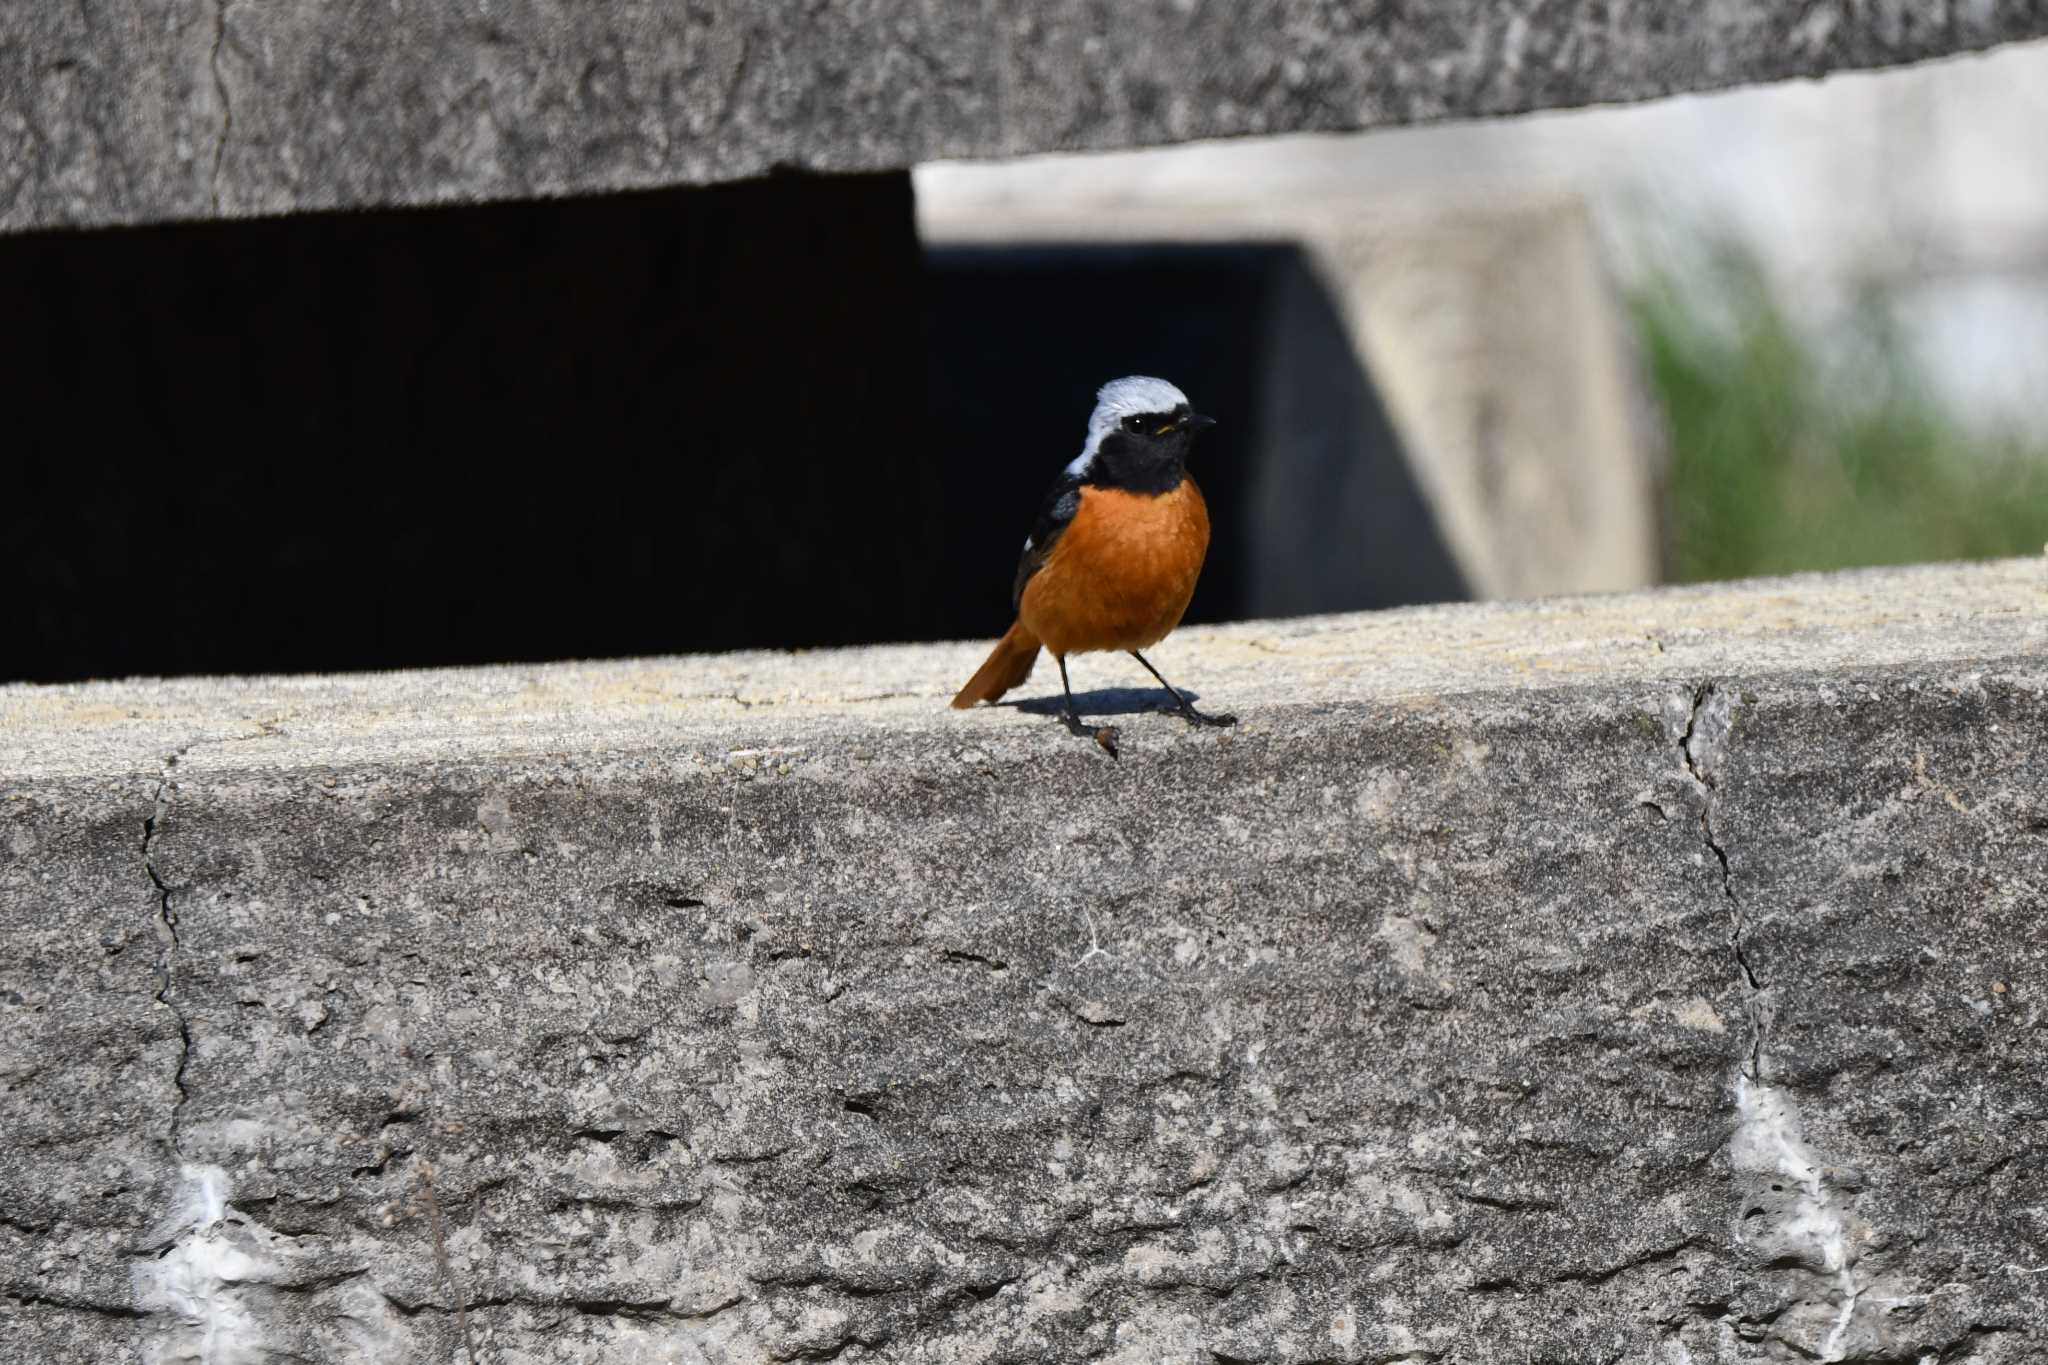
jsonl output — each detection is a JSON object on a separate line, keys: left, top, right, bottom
{"left": 1628, "top": 994, "right": 1728, "bottom": 1035}
{"left": 1731, "top": 1078, "right": 1861, "bottom": 1361}
{"left": 1375, "top": 909, "right": 1438, "bottom": 977}
{"left": 1353, "top": 769, "right": 1406, "bottom": 822}
{"left": 131, "top": 1165, "right": 266, "bottom": 1365}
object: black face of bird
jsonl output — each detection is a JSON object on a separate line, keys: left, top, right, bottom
{"left": 1090, "top": 407, "right": 1217, "bottom": 493}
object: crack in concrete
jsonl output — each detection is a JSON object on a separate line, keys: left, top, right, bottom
{"left": 416, "top": 1165, "right": 480, "bottom": 1365}
{"left": 207, "top": 0, "right": 233, "bottom": 214}
{"left": 377, "top": 1285, "right": 744, "bottom": 1324}
{"left": 1680, "top": 683, "right": 1867, "bottom": 1362}
{"left": 144, "top": 746, "right": 196, "bottom": 1153}
{"left": 1677, "top": 682, "right": 1765, "bottom": 1076}
{"left": 4, "top": 1290, "right": 151, "bottom": 1320}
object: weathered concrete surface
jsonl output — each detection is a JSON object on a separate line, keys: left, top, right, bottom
{"left": 7, "top": 3, "right": 2048, "bottom": 231}
{"left": 3, "top": 556, "right": 2046, "bottom": 1362}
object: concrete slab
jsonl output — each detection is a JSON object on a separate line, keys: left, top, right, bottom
{"left": 8, "top": 4, "right": 2048, "bottom": 230}
{"left": 5, "top": 556, "right": 2041, "bottom": 779}
{"left": 3, "top": 558, "right": 2045, "bottom": 1361}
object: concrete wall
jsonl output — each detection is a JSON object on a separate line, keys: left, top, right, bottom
{"left": 915, "top": 36, "right": 2048, "bottom": 440}
{"left": 7, "top": 2, "right": 2048, "bottom": 232}
{"left": 5, "top": 557, "right": 2045, "bottom": 1362}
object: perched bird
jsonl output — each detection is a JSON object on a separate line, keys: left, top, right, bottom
{"left": 951, "top": 376, "right": 1235, "bottom": 756}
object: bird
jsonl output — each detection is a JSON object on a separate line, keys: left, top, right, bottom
{"left": 951, "top": 375, "right": 1235, "bottom": 757}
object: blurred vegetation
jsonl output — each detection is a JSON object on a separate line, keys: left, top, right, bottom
{"left": 1630, "top": 236, "right": 2048, "bottom": 583}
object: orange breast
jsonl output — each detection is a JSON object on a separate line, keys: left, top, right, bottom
{"left": 1018, "top": 478, "right": 1211, "bottom": 658}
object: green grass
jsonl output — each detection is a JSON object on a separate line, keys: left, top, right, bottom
{"left": 1631, "top": 237, "right": 2048, "bottom": 583}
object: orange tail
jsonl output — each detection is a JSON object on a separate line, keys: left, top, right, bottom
{"left": 951, "top": 620, "right": 1043, "bottom": 709}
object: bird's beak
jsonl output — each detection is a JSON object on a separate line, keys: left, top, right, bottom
{"left": 1183, "top": 412, "right": 1217, "bottom": 433}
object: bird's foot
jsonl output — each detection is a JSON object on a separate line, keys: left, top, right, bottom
{"left": 1062, "top": 712, "right": 1120, "bottom": 759}
{"left": 1177, "top": 703, "right": 1236, "bottom": 729}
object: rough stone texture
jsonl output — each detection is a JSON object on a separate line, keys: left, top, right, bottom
{"left": 6, "top": 2, "right": 2048, "bottom": 231}
{"left": 3, "top": 556, "right": 2047, "bottom": 1362}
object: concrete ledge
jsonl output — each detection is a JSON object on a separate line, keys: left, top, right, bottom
{"left": 8, "top": 4, "right": 2048, "bottom": 230}
{"left": 3, "top": 558, "right": 2047, "bottom": 1362}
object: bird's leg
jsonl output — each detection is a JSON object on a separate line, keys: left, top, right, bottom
{"left": 1130, "top": 651, "right": 1236, "bottom": 728}
{"left": 1058, "top": 656, "right": 1119, "bottom": 758}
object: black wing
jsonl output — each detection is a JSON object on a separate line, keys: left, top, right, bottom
{"left": 1012, "top": 473, "right": 1084, "bottom": 609}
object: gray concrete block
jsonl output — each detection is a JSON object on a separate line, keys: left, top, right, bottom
{"left": 3, "top": 557, "right": 2047, "bottom": 1361}
{"left": 7, "top": 2, "right": 2048, "bottom": 231}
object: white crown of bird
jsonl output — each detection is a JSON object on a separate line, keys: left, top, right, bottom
{"left": 1067, "top": 376, "right": 1192, "bottom": 477}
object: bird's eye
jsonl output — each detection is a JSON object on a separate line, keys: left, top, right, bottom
{"left": 1121, "top": 414, "right": 1148, "bottom": 435}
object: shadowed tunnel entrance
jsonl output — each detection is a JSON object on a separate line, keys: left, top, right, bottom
{"left": 1, "top": 176, "right": 1461, "bottom": 684}
{"left": 926, "top": 243, "right": 1464, "bottom": 641}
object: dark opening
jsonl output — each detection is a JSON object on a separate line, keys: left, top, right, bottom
{"left": 1, "top": 173, "right": 938, "bottom": 683}
{"left": 925, "top": 243, "right": 1464, "bottom": 640}
{"left": 1, "top": 178, "right": 1462, "bottom": 684}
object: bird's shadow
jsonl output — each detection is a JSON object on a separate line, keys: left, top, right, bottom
{"left": 1004, "top": 687, "right": 1199, "bottom": 719}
